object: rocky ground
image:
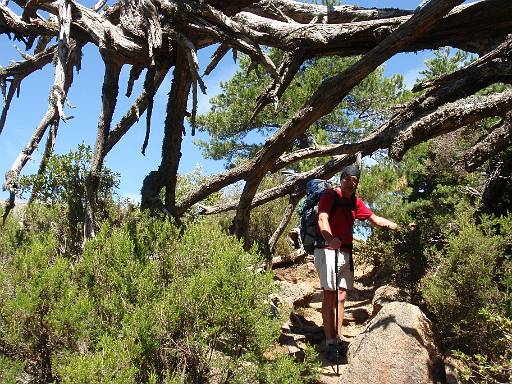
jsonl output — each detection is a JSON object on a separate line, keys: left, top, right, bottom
{"left": 274, "top": 255, "right": 377, "bottom": 384}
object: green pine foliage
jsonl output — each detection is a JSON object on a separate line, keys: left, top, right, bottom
{"left": 195, "top": 51, "right": 408, "bottom": 169}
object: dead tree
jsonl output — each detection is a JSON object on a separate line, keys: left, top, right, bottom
{"left": 1, "top": 0, "right": 512, "bottom": 243}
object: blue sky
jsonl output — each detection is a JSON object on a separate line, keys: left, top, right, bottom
{"left": 0, "top": 0, "right": 453, "bottom": 201}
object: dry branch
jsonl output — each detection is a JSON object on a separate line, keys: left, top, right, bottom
{"left": 0, "top": 44, "right": 57, "bottom": 133}
{"left": 2, "top": 0, "right": 512, "bottom": 245}
{"left": 140, "top": 46, "right": 191, "bottom": 218}
{"left": 196, "top": 154, "right": 355, "bottom": 216}
{"left": 235, "top": 0, "right": 512, "bottom": 56}
{"left": 242, "top": 0, "right": 413, "bottom": 24}
{"left": 229, "top": 0, "right": 464, "bottom": 240}
{"left": 268, "top": 192, "right": 300, "bottom": 258}
{"left": 465, "top": 112, "right": 512, "bottom": 172}
{"left": 85, "top": 57, "right": 122, "bottom": 238}
{"left": 390, "top": 91, "right": 512, "bottom": 160}
{"left": 3, "top": 30, "right": 80, "bottom": 212}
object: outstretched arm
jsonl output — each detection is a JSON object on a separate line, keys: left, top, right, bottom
{"left": 368, "top": 213, "right": 398, "bottom": 230}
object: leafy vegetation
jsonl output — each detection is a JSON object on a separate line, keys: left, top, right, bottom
{"left": 0, "top": 147, "right": 319, "bottom": 383}
{"left": 0, "top": 204, "right": 319, "bottom": 383}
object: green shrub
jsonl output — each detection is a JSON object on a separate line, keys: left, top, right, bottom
{"left": 0, "top": 355, "right": 25, "bottom": 383}
{"left": 18, "top": 144, "right": 119, "bottom": 256}
{"left": 0, "top": 206, "right": 315, "bottom": 383}
{"left": 450, "top": 310, "right": 511, "bottom": 383}
{"left": 422, "top": 204, "right": 511, "bottom": 356}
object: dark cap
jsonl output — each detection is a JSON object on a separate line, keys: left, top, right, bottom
{"left": 340, "top": 164, "right": 360, "bottom": 180}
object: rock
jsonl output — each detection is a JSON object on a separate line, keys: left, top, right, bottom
{"left": 444, "top": 355, "right": 468, "bottom": 384}
{"left": 272, "top": 280, "right": 315, "bottom": 308}
{"left": 371, "top": 285, "right": 403, "bottom": 316}
{"left": 344, "top": 307, "right": 370, "bottom": 324}
{"left": 342, "top": 302, "right": 445, "bottom": 384}
{"left": 271, "top": 249, "right": 307, "bottom": 269}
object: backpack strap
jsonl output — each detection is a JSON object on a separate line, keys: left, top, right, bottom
{"left": 323, "top": 188, "right": 350, "bottom": 217}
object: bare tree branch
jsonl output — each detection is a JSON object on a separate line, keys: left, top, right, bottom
{"left": 242, "top": 0, "right": 413, "bottom": 24}
{"left": 3, "top": 0, "right": 512, "bottom": 245}
{"left": 234, "top": 1, "right": 512, "bottom": 56}
{"left": 390, "top": 91, "right": 512, "bottom": 160}
{"left": 229, "top": 0, "right": 464, "bottom": 240}
{"left": 465, "top": 112, "right": 512, "bottom": 172}
{"left": 85, "top": 56, "right": 122, "bottom": 239}
{"left": 140, "top": 46, "right": 192, "bottom": 219}
{"left": 268, "top": 192, "right": 300, "bottom": 259}
{"left": 0, "top": 44, "right": 57, "bottom": 133}
{"left": 3, "top": 18, "right": 81, "bottom": 211}
{"left": 197, "top": 154, "right": 355, "bottom": 215}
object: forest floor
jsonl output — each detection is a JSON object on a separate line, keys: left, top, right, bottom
{"left": 274, "top": 256, "right": 377, "bottom": 384}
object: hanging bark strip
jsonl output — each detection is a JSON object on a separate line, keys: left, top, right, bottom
{"left": 141, "top": 68, "right": 156, "bottom": 155}
{"left": 140, "top": 46, "right": 192, "bottom": 219}
{"left": 84, "top": 57, "right": 122, "bottom": 239}
{"left": 3, "top": 0, "right": 79, "bottom": 218}
{"left": 105, "top": 63, "right": 171, "bottom": 154}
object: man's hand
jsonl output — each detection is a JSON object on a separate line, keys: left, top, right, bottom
{"left": 327, "top": 237, "right": 342, "bottom": 250}
{"left": 388, "top": 222, "right": 398, "bottom": 230}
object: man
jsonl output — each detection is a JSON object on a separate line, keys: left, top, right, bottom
{"left": 315, "top": 164, "right": 398, "bottom": 362}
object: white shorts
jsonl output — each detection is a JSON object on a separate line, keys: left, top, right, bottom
{"left": 314, "top": 248, "right": 353, "bottom": 291}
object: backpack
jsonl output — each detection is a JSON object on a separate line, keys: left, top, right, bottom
{"left": 299, "top": 179, "right": 356, "bottom": 255}
{"left": 299, "top": 179, "right": 339, "bottom": 255}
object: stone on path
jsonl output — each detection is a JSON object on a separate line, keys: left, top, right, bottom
{"left": 273, "top": 280, "right": 316, "bottom": 308}
{"left": 342, "top": 301, "right": 445, "bottom": 384}
{"left": 371, "top": 284, "right": 403, "bottom": 316}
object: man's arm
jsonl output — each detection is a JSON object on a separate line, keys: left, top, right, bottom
{"left": 318, "top": 211, "right": 342, "bottom": 249}
{"left": 368, "top": 213, "right": 398, "bottom": 230}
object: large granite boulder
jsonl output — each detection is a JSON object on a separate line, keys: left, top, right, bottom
{"left": 342, "top": 301, "right": 445, "bottom": 384}
{"left": 371, "top": 285, "right": 404, "bottom": 316}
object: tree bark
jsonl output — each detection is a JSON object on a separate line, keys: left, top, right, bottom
{"left": 140, "top": 46, "right": 192, "bottom": 219}
{"left": 465, "top": 112, "right": 512, "bottom": 172}
{"left": 84, "top": 57, "right": 121, "bottom": 239}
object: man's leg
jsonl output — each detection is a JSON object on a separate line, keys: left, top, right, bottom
{"left": 322, "top": 288, "right": 347, "bottom": 341}
{"left": 333, "top": 288, "right": 347, "bottom": 340}
{"left": 321, "top": 289, "right": 336, "bottom": 341}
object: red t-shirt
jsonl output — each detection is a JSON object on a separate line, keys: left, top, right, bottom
{"left": 317, "top": 187, "right": 373, "bottom": 245}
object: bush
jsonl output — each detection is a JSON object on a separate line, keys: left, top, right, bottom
{"left": 18, "top": 144, "right": 119, "bottom": 256}
{"left": 421, "top": 203, "right": 512, "bottom": 364}
{"left": 0, "top": 207, "right": 316, "bottom": 383}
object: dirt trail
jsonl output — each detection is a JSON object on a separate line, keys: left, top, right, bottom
{"left": 274, "top": 256, "right": 376, "bottom": 384}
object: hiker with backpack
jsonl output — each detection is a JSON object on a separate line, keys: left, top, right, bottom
{"left": 308, "top": 164, "right": 398, "bottom": 363}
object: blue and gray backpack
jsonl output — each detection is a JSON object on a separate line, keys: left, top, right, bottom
{"left": 299, "top": 179, "right": 357, "bottom": 254}
{"left": 299, "top": 179, "right": 340, "bottom": 254}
